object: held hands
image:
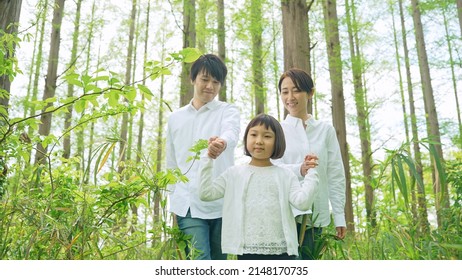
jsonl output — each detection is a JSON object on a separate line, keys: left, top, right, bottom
{"left": 300, "top": 154, "right": 319, "bottom": 176}
{"left": 208, "top": 136, "right": 227, "bottom": 159}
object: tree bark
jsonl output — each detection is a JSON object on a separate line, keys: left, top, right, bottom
{"left": 63, "top": 0, "right": 83, "bottom": 159}
{"left": 217, "top": 0, "right": 227, "bottom": 102}
{"left": 281, "top": 0, "right": 313, "bottom": 115}
{"left": 398, "top": 0, "right": 428, "bottom": 234}
{"left": 251, "top": 0, "right": 264, "bottom": 115}
{"left": 34, "top": 0, "right": 65, "bottom": 165}
{"left": 410, "top": 0, "right": 448, "bottom": 228}
{"left": 322, "top": 0, "right": 354, "bottom": 233}
{"left": 180, "top": 0, "right": 196, "bottom": 107}
{"left": 345, "top": 0, "right": 375, "bottom": 227}
{"left": 117, "top": 0, "right": 137, "bottom": 175}
{"left": 0, "top": 0, "right": 23, "bottom": 116}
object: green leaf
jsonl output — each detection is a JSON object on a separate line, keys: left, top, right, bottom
{"left": 107, "top": 91, "right": 120, "bottom": 107}
{"left": 186, "top": 139, "right": 208, "bottom": 162}
{"left": 125, "top": 87, "right": 136, "bottom": 102}
{"left": 137, "top": 84, "right": 153, "bottom": 96}
{"left": 45, "top": 105, "right": 55, "bottom": 113}
{"left": 181, "top": 48, "right": 202, "bottom": 63}
{"left": 74, "top": 99, "right": 86, "bottom": 113}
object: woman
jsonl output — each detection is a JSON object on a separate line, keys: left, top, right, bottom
{"left": 276, "top": 68, "right": 346, "bottom": 260}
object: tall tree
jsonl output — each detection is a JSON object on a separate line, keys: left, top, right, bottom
{"left": 0, "top": 0, "right": 23, "bottom": 117}
{"left": 24, "top": 0, "right": 48, "bottom": 165}
{"left": 217, "top": 0, "right": 227, "bottom": 101}
{"left": 271, "top": 3, "right": 281, "bottom": 120}
{"left": 180, "top": 0, "right": 196, "bottom": 106}
{"left": 345, "top": 0, "right": 375, "bottom": 227}
{"left": 457, "top": 0, "right": 462, "bottom": 37}
{"left": 117, "top": 0, "right": 137, "bottom": 175}
{"left": 281, "top": 0, "right": 313, "bottom": 115}
{"left": 441, "top": 4, "right": 462, "bottom": 146}
{"left": 322, "top": 0, "right": 354, "bottom": 233}
{"left": 34, "top": 0, "right": 65, "bottom": 165}
{"left": 137, "top": 0, "right": 151, "bottom": 164}
{"left": 250, "top": 0, "right": 264, "bottom": 114}
{"left": 398, "top": 0, "right": 429, "bottom": 234}
{"left": 196, "top": 0, "right": 210, "bottom": 53}
{"left": 390, "top": 0, "right": 416, "bottom": 220}
{"left": 410, "top": 0, "right": 449, "bottom": 228}
{"left": 63, "top": 0, "right": 83, "bottom": 159}
{"left": 83, "top": 0, "right": 98, "bottom": 184}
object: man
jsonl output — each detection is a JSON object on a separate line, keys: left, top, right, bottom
{"left": 166, "top": 54, "right": 240, "bottom": 260}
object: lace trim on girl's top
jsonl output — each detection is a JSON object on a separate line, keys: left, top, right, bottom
{"left": 243, "top": 241, "right": 287, "bottom": 255}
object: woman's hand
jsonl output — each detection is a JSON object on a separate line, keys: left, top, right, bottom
{"left": 300, "top": 154, "right": 318, "bottom": 176}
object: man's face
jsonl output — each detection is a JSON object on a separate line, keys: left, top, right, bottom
{"left": 192, "top": 71, "right": 221, "bottom": 106}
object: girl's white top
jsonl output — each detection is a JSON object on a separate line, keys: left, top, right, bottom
{"left": 199, "top": 157, "right": 319, "bottom": 256}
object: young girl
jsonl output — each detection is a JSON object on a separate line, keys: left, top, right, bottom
{"left": 199, "top": 113, "right": 319, "bottom": 260}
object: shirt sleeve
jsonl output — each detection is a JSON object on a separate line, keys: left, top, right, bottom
{"left": 166, "top": 120, "right": 177, "bottom": 170}
{"left": 273, "top": 159, "right": 304, "bottom": 180}
{"left": 326, "top": 125, "right": 346, "bottom": 227}
{"left": 289, "top": 168, "right": 319, "bottom": 211}
{"left": 218, "top": 104, "right": 240, "bottom": 149}
{"left": 198, "top": 156, "right": 227, "bottom": 201}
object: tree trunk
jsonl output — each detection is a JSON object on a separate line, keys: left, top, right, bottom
{"left": 322, "top": 0, "right": 354, "bottom": 233}
{"left": 345, "top": 0, "right": 375, "bottom": 228}
{"left": 117, "top": 0, "right": 137, "bottom": 175}
{"left": 217, "top": 0, "right": 227, "bottom": 102}
{"left": 271, "top": 4, "right": 281, "bottom": 120}
{"left": 390, "top": 0, "right": 418, "bottom": 222}
{"left": 398, "top": 0, "right": 429, "bottom": 234}
{"left": 0, "top": 0, "right": 23, "bottom": 116}
{"left": 83, "top": 0, "right": 98, "bottom": 185}
{"left": 63, "top": 0, "right": 83, "bottom": 159}
{"left": 25, "top": 0, "right": 47, "bottom": 165}
{"left": 137, "top": 0, "right": 150, "bottom": 164}
{"left": 34, "top": 0, "right": 65, "bottom": 165}
{"left": 442, "top": 7, "right": 462, "bottom": 147}
{"left": 281, "top": 0, "right": 313, "bottom": 115}
{"left": 457, "top": 0, "right": 462, "bottom": 38}
{"left": 410, "top": 0, "right": 448, "bottom": 228}
{"left": 180, "top": 0, "right": 196, "bottom": 107}
{"left": 251, "top": 0, "right": 264, "bottom": 115}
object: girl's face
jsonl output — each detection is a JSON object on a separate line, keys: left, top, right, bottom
{"left": 246, "top": 124, "right": 275, "bottom": 166}
{"left": 280, "top": 76, "right": 310, "bottom": 119}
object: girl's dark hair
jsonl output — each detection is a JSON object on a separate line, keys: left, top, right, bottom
{"left": 243, "top": 114, "right": 286, "bottom": 159}
{"left": 278, "top": 68, "right": 314, "bottom": 94}
{"left": 190, "top": 54, "right": 227, "bottom": 85}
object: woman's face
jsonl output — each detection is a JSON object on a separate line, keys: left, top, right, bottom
{"left": 280, "top": 76, "right": 309, "bottom": 119}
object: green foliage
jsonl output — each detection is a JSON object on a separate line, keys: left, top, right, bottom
{"left": 0, "top": 47, "right": 205, "bottom": 259}
{"left": 186, "top": 139, "right": 208, "bottom": 163}
{"left": 0, "top": 29, "right": 22, "bottom": 82}
{"left": 0, "top": 151, "right": 191, "bottom": 259}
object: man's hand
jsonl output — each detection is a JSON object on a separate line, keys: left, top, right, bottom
{"left": 208, "top": 136, "right": 227, "bottom": 159}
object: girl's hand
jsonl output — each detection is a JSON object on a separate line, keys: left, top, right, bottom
{"left": 300, "top": 154, "right": 318, "bottom": 176}
{"left": 208, "top": 136, "right": 227, "bottom": 159}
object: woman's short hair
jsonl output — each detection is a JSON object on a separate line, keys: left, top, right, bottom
{"left": 243, "top": 113, "right": 286, "bottom": 159}
{"left": 190, "top": 54, "right": 227, "bottom": 85}
{"left": 278, "top": 68, "right": 314, "bottom": 94}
